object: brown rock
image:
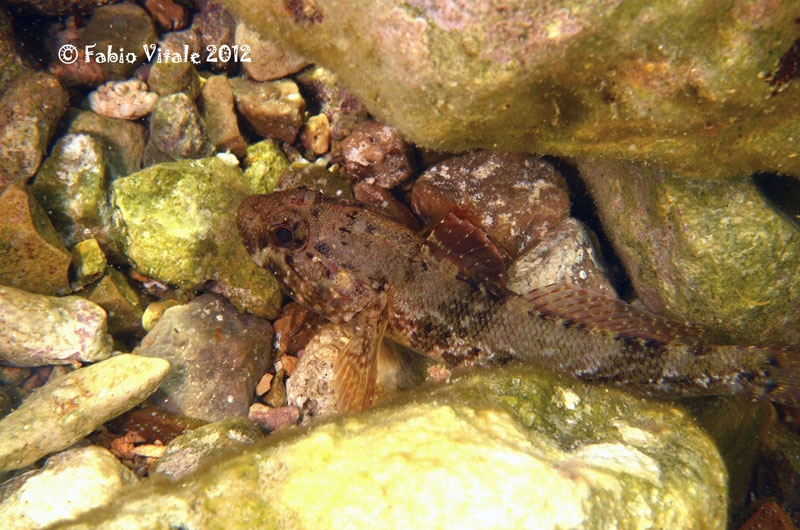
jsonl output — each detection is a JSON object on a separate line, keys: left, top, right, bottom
{"left": 412, "top": 151, "right": 570, "bottom": 259}
{"left": 143, "top": 93, "right": 214, "bottom": 166}
{"left": 229, "top": 78, "right": 305, "bottom": 143}
{"left": 300, "top": 113, "right": 331, "bottom": 156}
{"left": 3, "top": 0, "right": 111, "bottom": 16}
{"left": 199, "top": 75, "right": 247, "bottom": 158}
{"left": 273, "top": 301, "right": 326, "bottom": 358}
{"left": 195, "top": 1, "right": 236, "bottom": 72}
{"left": 738, "top": 502, "right": 797, "bottom": 530}
{"left": 296, "top": 66, "right": 369, "bottom": 144}
{"left": 255, "top": 372, "right": 273, "bottom": 396}
{"left": 0, "top": 72, "right": 68, "bottom": 185}
{"left": 144, "top": 0, "right": 192, "bottom": 32}
{"left": 0, "top": 184, "right": 71, "bottom": 295}
{"left": 147, "top": 60, "right": 201, "bottom": 99}
{"left": 263, "top": 369, "right": 287, "bottom": 408}
{"left": 280, "top": 355, "right": 298, "bottom": 375}
{"left": 338, "top": 121, "right": 414, "bottom": 189}
{"left": 507, "top": 218, "right": 615, "bottom": 295}
{"left": 235, "top": 22, "right": 310, "bottom": 81}
{"left": 353, "top": 182, "right": 421, "bottom": 231}
{"left": 76, "top": 3, "right": 158, "bottom": 82}
{"left": 248, "top": 403, "right": 300, "bottom": 432}
{"left": 138, "top": 293, "right": 273, "bottom": 422}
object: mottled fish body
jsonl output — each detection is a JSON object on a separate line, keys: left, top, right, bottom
{"left": 237, "top": 188, "right": 799, "bottom": 409}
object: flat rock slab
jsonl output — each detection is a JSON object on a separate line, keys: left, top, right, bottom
{"left": 0, "top": 285, "right": 113, "bottom": 367}
{"left": 0, "top": 354, "right": 170, "bottom": 473}
{"left": 52, "top": 366, "right": 727, "bottom": 529}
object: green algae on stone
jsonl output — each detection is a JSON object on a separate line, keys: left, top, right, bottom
{"left": 50, "top": 366, "right": 727, "bottom": 529}
{"left": 110, "top": 155, "right": 281, "bottom": 318}
{"left": 63, "top": 109, "right": 147, "bottom": 179}
{"left": 0, "top": 184, "right": 71, "bottom": 295}
{"left": 71, "top": 239, "right": 106, "bottom": 286}
{"left": 84, "top": 268, "right": 146, "bottom": 337}
{"left": 242, "top": 139, "right": 289, "bottom": 193}
{"left": 578, "top": 158, "right": 800, "bottom": 346}
{"left": 32, "top": 133, "right": 112, "bottom": 250}
{"left": 222, "top": 0, "right": 800, "bottom": 179}
{"left": 0, "top": 354, "right": 170, "bottom": 473}
{"left": 0, "top": 446, "right": 137, "bottom": 530}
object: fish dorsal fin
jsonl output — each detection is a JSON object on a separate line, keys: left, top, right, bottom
{"left": 522, "top": 283, "right": 700, "bottom": 345}
{"left": 425, "top": 209, "right": 507, "bottom": 289}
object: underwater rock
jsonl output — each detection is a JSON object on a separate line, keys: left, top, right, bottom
{"left": 3, "top": 0, "right": 111, "bottom": 16}
{"left": 75, "top": 3, "right": 157, "bottom": 82}
{"left": 84, "top": 268, "right": 146, "bottom": 337}
{"left": 229, "top": 78, "right": 306, "bottom": 143}
{"left": 507, "top": 218, "right": 614, "bottom": 295}
{"left": 109, "top": 155, "right": 282, "bottom": 317}
{"left": 235, "top": 22, "right": 310, "bottom": 82}
{"left": 70, "top": 238, "right": 106, "bottom": 287}
{"left": 738, "top": 502, "right": 797, "bottom": 530}
{"left": 248, "top": 403, "right": 300, "bottom": 432}
{"left": 241, "top": 139, "right": 290, "bottom": 192}
{"left": 32, "top": 133, "right": 112, "bottom": 250}
{"left": 338, "top": 121, "right": 414, "bottom": 189}
{"left": 274, "top": 160, "right": 352, "bottom": 198}
{"left": 87, "top": 80, "right": 158, "bottom": 120}
{"left": 199, "top": 75, "right": 248, "bottom": 158}
{"left": 64, "top": 109, "right": 147, "bottom": 179}
{"left": 353, "top": 182, "right": 421, "bottom": 231}
{"left": 299, "top": 113, "right": 331, "bottom": 157}
{"left": 0, "top": 445, "right": 137, "bottom": 530}
{"left": 51, "top": 366, "right": 727, "bottom": 529}
{"left": 0, "top": 7, "right": 23, "bottom": 90}
{"left": 578, "top": 158, "right": 800, "bottom": 346}
{"left": 0, "top": 71, "right": 68, "bottom": 185}
{"left": 147, "top": 60, "right": 201, "bottom": 99}
{"left": 0, "top": 284, "right": 112, "bottom": 367}
{"left": 296, "top": 65, "right": 369, "bottom": 144}
{"left": 143, "top": 0, "right": 192, "bottom": 32}
{"left": 143, "top": 93, "right": 214, "bottom": 166}
{"left": 0, "top": 184, "right": 71, "bottom": 295}
{"left": 272, "top": 302, "right": 326, "bottom": 359}
{"left": 412, "top": 151, "right": 570, "bottom": 259}
{"left": 152, "top": 418, "right": 264, "bottom": 480}
{"left": 757, "top": 422, "right": 800, "bottom": 525}
{"left": 286, "top": 323, "right": 345, "bottom": 418}
{"left": 195, "top": 1, "right": 237, "bottom": 73}
{"left": 0, "top": 354, "right": 170, "bottom": 473}
{"left": 138, "top": 294, "right": 273, "bottom": 422}
{"left": 221, "top": 0, "right": 800, "bottom": 179}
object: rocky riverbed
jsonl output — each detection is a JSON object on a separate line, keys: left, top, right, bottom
{"left": 1, "top": 1, "right": 799, "bottom": 529}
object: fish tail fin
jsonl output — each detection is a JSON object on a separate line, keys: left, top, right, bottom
{"left": 745, "top": 346, "right": 800, "bottom": 408}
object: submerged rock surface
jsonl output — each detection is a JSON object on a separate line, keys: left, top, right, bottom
{"left": 52, "top": 367, "right": 727, "bottom": 529}
{"left": 222, "top": 0, "right": 800, "bottom": 179}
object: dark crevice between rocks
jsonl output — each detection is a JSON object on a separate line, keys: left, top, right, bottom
{"left": 542, "top": 155, "right": 634, "bottom": 300}
{"left": 752, "top": 172, "right": 800, "bottom": 231}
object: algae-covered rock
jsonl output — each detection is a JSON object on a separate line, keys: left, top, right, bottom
{"left": 0, "top": 71, "right": 68, "bottom": 185}
{"left": 0, "top": 284, "right": 113, "bottom": 367}
{"left": 147, "top": 60, "right": 201, "bottom": 99}
{"left": 32, "top": 133, "right": 112, "bottom": 249}
{"left": 242, "top": 139, "right": 289, "bottom": 193}
{"left": 152, "top": 418, "right": 264, "bottom": 480}
{"left": 64, "top": 109, "right": 147, "bottom": 179}
{"left": 0, "top": 354, "right": 170, "bottom": 473}
{"left": 0, "top": 184, "right": 71, "bottom": 295}
{"left": 578, "top": 158, "right": 800, "bottom": 346}
{"left": 83, "top": 268, "right": 146, "bottom": 336}
{"left": 222, "top": 0, "right": 800, "bottom": 179}
{"left": 70, "top": 238, "right": 106, "bottom": 286}
{"left": 52, "top": 367, "right": 727, "bottom": 529}
{"left": 109, "top": 155, "right": 282, "bottom": 317}
{"left": 0, "top": 446, "right": 137, "bottom": 530}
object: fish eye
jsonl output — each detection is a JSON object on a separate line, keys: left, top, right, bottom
{"left": 267, "top": 220, "right": 306, "bottom": 250}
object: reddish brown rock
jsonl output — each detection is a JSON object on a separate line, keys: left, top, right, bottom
{"left": 273, "top": 301, "right": 326, "bottom": 358}
{"left": 353, "top": 182, "right": 421, "bottom": 231}
{"left": 338, "top": 121, "right": 414, "bottom": 189}
{"left": 230, "top": 78, "right": 305, "bottom": 143}
{"left": 144, "top": 0, "right": 192, "bottom": 31}
{"left": 199, "top": 75, "right": 247, "bottom": 158}
{"left": 0, "top": 184, "right": 71, "bottom": 295}
{"left": 195, "top": 1, "right": 236, "bottom": 72}
{"left": 138, "top": 293, "right": 273, "bottom": 422}
{"left": 412, "top": 151, "right": 570, "bottom": 259}
{"left": 235, "top": 22, "right": 310, "bottom": 81}
{"left": 738, "top": 502, "right": 797, "bottom": 530}
{"left": 248, "top": 403, "right": 300, "bottom": 432}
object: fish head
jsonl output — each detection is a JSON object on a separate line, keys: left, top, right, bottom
{"left": 237, "top": 188, "right": 378, "bottom": 322}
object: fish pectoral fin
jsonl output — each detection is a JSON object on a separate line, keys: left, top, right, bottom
{"left": 333, "top": 298, "right": 389, "bottom": 411}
